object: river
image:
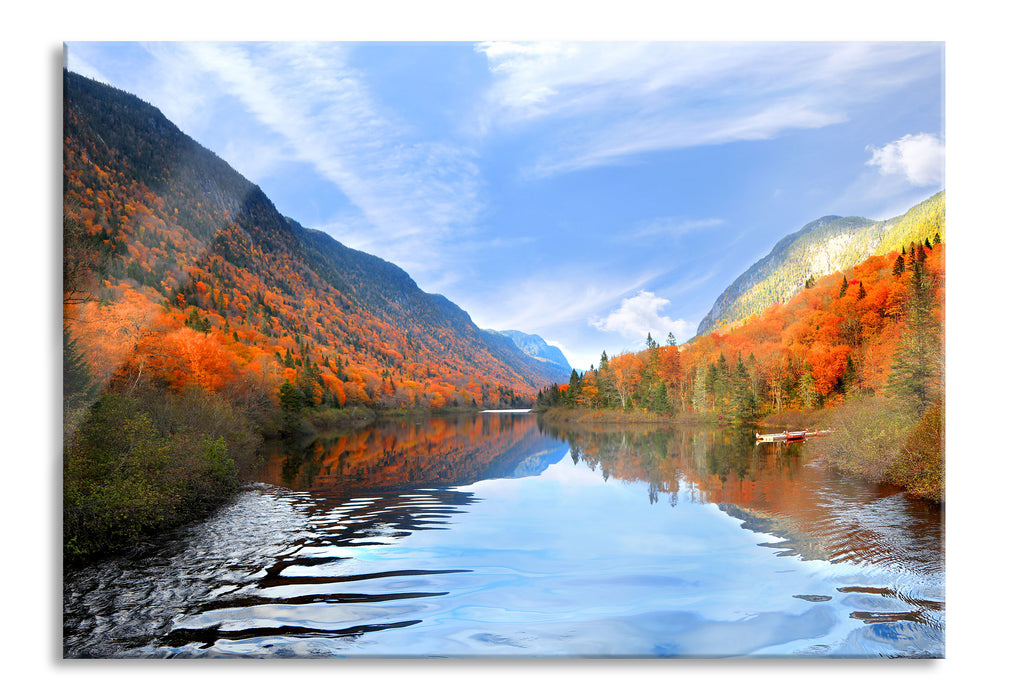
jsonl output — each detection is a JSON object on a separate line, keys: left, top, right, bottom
{"left": 63, "top": 410, "right": 944, "bottom": 658}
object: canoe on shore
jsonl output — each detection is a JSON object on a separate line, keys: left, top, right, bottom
{"left": 755, "top": 428, "right": 834, "bottom": 443}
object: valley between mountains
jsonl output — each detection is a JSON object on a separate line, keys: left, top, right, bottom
{"left": 62, "top": 69, "right": 945, "bottom": 561}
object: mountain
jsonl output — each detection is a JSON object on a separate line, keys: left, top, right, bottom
{"left": 696, "top": 191, "right": 945, "bottom": 336}
{"left": 62, "top": 70, "right": 568, "bottom": 411}
{"left": 489, "top": 330, "right": 573, "bottom": 376}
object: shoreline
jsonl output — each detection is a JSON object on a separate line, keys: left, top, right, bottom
{"left": 534, "top": 404, "right": 941, "bottom": 504}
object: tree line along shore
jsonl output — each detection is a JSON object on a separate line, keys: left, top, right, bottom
{"left": 533, "top": 239, "right": 944, "bottom": 503}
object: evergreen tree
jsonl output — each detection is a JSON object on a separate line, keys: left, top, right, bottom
{"left": 279, "top": 380, "right": 304, "bottom": 413}
{"left": 838, "top": 275, "right": 848, "bottom": 298}
{"left": 596, "top": 351, "right": 615, "bottom": 408}
{"left": 298, "top": 359, "right": 323, "bottom": 408}
{"left": 712, "top": 354, "right": 730, "bottom": 413}
{"left": 63, "top": 325, "right": 96, "bottom": 415}
{"left": 649, "top": 381, "right": 671, "bottom": 414}
{"left": 886, "top": 254, "right": 943, "bottom": 411}
{"left": 840, "top": 355, "right": 856, "bottom": 395}
{"left": 566, "top": 369, "right": 581, "bottom": 406}
{"left": 185, "top": 306, "right": 211, "bottom": 334}
{"left": 730, "top": 359, "right": 757, "bottom": 423}
{"left": 892, "top": 254, "right": 905, "bottom": 278}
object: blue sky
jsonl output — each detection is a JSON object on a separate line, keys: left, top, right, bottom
{"left": 66, "top": 41, "right": 944, "bottom": 371}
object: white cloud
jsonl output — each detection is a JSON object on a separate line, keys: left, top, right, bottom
{"left": 476, "top": 41, "right": 940, "bottom": 178}
{"left": 591, "top": 291, "right": 694, "bottom": 344}
{"left": 866, "top": 132, "right": 945, "bottom": 187}
{"left": 465, "top": 270, "right": 657, "bottom": 335}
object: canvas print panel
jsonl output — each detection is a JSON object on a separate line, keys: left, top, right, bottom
{"left": 62, "top": 41, "right": 944, "bottom": 658}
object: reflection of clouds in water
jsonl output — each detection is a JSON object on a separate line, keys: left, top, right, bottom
{"left": 450, "top": 606, "right": 837, "bottom": 657}
{"left": 631, "top": 606, "right": 838, "bottom": 657}
{"left": 66, "top": 418, "right": 944, "bottom": 658}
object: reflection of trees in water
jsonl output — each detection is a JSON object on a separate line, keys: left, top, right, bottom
{"left": 539, "top": 419, "right": 810, "bottom": 511}
{"left": 258, "top": 413, "right": 567, "bottom": 495}
{"left": 540, "top": 418, "right": 943, "bottom": 572}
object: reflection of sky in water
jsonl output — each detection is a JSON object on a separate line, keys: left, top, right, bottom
{"left": 66, "top": 421, "right": 944, "bottom": 658}
{"left": 245, "top": 454, "right": 937, "bottom": 657}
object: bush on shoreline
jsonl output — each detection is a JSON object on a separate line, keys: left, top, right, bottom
{"left": 63, "top": 387, "right": 260, "bottom": 562}
{"left": 813, "top": 394, "right": 944, "bottom": 502}
{"left": 888, "top": 399, "right": 944, "bottom": 501}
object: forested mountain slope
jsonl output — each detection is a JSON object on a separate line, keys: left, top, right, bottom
{"left": 696, "top": 191, "right": 945, "bottom": 336}
{"left": 62, "top": 70, "right": 567, "bottom": 412}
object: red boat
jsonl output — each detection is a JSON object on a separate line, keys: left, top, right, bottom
{"left": 755, "top": 429, "right": 834, "bottom": 443}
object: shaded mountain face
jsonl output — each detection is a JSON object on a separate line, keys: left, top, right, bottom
{"left": 492, "top": 330, "right": 573, "bottom": 376}
{"left": 695, "top": 191, "right": 945, "bottom": 336}
{"left": 62, "top": 71, "right": 567, "bottom": 408}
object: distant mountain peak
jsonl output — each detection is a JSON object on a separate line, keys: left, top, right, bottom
{"left": 490, "top": 330, "right": 572, "bottom": 376}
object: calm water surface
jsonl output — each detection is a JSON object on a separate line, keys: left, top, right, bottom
{"left": 63, "top": 411, "right": 944, "bottom": 658}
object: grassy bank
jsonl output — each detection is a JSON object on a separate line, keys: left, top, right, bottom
{"left": 535, "top": 406, "right": 720, "bottom": 426}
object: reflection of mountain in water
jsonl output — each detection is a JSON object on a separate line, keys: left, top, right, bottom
{"left": 718, "top": 502, "right": 832, "bottom": 562}
{"left": 256, "top": 412, "right": 568, "bottom": 495}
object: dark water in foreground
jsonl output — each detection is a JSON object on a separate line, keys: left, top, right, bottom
{"left": 63, "top": 411, "right": 944, "bottom": 658}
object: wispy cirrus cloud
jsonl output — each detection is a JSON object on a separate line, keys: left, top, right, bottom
{"left": 476, "top": 41, "right": 940, "bottom": 178}
{"left": 630, "top": 216, "right": 725, "bottom": 242}
{"left": 166, "top": 42, "right": 483, "bottom": 278}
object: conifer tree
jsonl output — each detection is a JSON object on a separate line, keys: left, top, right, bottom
{"left": 886, "top": 253, "right": 943, "bottom": 412}
{"left": 566, "top": 369, "right": 581, "bottom": 406}
{"left": 63, "top": 325, "right": 96, "bottom": 415}
{"left": 892, "top": 254, "right": 905, "bottom": 278}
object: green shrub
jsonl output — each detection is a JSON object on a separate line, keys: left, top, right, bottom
{"left": 63, "top": 387, "right": 255, "bottom": 562}
{"left": 815, "top": 396, "right": 917, "bottom": 483}
{"left": 815, "top": 394, "right": 944, "bottom": 502}
{"left": 889, "top": 399, "right": 944, "bottom": 502}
